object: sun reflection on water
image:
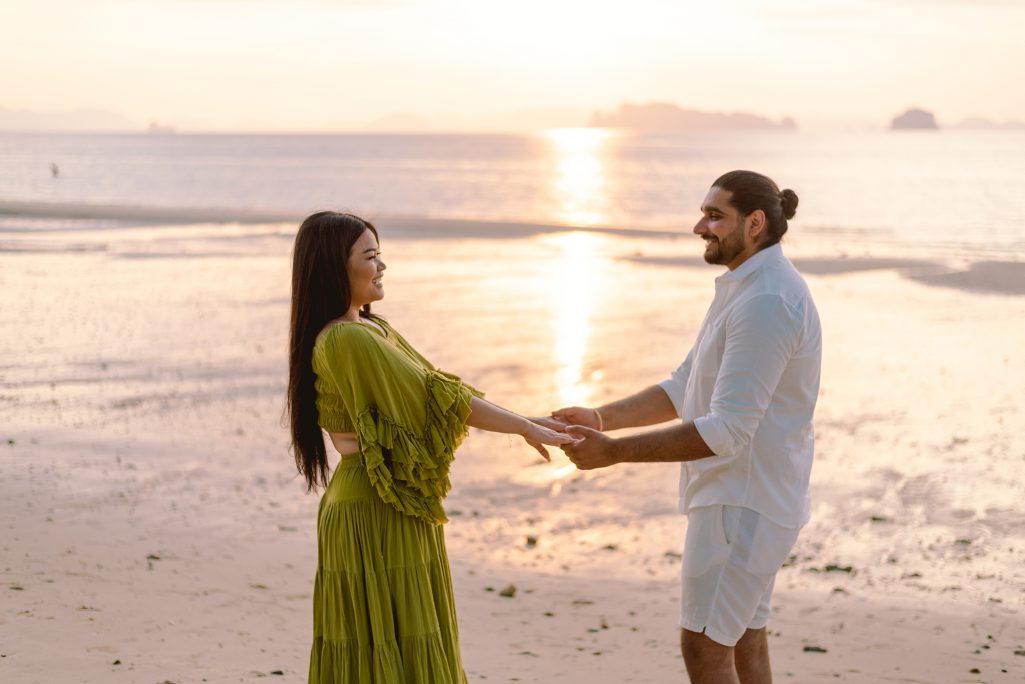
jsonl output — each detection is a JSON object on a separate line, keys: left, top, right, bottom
{"left": 539, "top": 230, "right": 606, "bottom": 485}
{"left": 526, "top": 129, "right": 612, "bottom": 486}
{"left": 546, "top": 231, "right": 602, "bottom": 406}
{"left": 545, "top": 127, "right": 611, "bottom": 226}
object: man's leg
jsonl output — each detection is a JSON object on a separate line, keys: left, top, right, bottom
{"left": 681, "top": 629, "right": 739, "bottom": 684}
{"left": 734, "top": 627, "right": 771, "bottom": 684}
{"left": 680, "top": 628, "right": 771, "bottom": 684}
{"left": 679, "top": 507, "right": 795, "bottom": 684}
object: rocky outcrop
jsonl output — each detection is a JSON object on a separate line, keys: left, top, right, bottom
{"left": 891, "top": 108, "right": 938, "bottom": 130}
{"left": 590, "top": 102, "right": 796, "bottom": 131}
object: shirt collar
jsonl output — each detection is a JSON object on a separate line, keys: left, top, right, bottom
{"left": 717, "top": 243, "right": 783, "bottom": 284}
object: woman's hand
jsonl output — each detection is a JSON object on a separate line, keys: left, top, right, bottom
{"left": 466, "top": 397, "right": 580, "bottom": 461}
{"left": 521, "top": 421, "right": 581, "bottom": 462}
{"left": 526, "top": 415, "right": 569, "bottom": 432}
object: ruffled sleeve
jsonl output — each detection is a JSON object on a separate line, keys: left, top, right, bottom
{"left": 312, "top": 322, "right": 481, "bottom": 524}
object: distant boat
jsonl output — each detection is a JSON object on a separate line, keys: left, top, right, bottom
{"left": 148, "top": 122, "right": 177, "bottom": 135}
{"left": 50, "top": 162, "right": 59, "bottom": 177}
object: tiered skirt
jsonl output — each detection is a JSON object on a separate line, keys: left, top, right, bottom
{"left": 308, "top": 458, "right": 466, "bottom": 683}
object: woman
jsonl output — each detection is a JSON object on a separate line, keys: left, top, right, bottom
{"left": 287, "top": 211, "right": 574, "bottom": 683}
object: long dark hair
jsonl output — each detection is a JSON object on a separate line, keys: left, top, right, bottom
{"left": 713, "top": 170, "right": 799, "bottom": 249}
{"left": 287, "top": 211, "right": 379, "bottom": 491}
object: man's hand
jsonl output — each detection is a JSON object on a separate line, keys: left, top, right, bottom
{"left": 561, "top": 425, "right": 620, "bottom": 470}
{"left": 551, "top": 406, "right": 601, "bottom": 430}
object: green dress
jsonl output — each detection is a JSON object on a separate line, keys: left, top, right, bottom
{"left": 309, "top": 318, "right": 481, "bottom": 683}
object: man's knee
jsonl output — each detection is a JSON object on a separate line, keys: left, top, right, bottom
{"left": 680, "top": 628, "right": 735, "bottom": 668}
{"left": 734, "top": 628, "right": 772, "bottom": 684}
{"left": 735, "top": 627, "right": 768, "bottom": 654}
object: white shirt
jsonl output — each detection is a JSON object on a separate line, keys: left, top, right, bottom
{"left": 659, "top": 244, "right": 822, "bottom": 528}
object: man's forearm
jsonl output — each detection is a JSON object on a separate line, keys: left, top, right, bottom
{"left": 615, "top": 420, "right": 715, "bottom": 463}
{"left": 599, "top": 385, "right": 679, "bottom": 431}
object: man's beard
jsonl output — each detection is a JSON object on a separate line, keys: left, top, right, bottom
{"left": 702, "top": 227, "right": 746, "bottom": 265}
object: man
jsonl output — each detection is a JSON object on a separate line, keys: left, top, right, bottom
{"left": 553, "top": 171, "right": 822, "bottom": 684}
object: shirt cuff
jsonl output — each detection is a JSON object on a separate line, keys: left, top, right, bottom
{"left": 693, "top": 415, "right": 734, "bottom": 457}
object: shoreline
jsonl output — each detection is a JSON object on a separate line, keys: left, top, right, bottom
{"left": 0, "top": 199, "right": 678, "bottom": 239}
{"left": 3, "top": 201, "right": 1023, "bottom": 295}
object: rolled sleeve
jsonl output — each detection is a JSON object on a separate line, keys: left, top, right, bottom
{"left": 697, "top": 295, "right": 800, "bottom": 457}
{"left": 692, "top": 414, "right": 735, "bottom": 456}
{"left": 659, "top": 348, "right": 694, "bottom": 418}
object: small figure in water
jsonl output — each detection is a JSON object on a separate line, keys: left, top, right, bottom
{"left": 50, "top": 163, "right": 59, "bottom": 177}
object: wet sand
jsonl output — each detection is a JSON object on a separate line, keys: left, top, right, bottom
{"left": 1, "top": 213, "right": 1023, "bottom": 683}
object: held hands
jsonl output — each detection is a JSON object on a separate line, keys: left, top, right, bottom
{"left": 546, "top": 406, "right": 619, "bottom": 471}
{"left": 521, "top": 420, "right": 581, "bottom": 462}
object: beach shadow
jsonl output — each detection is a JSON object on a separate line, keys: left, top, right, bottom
{"left": 790, "top": 257, "right": 942, "bottom": 275}
{"left": 623, "top": 253, "right": 1025, "bottom": 296}
{"left": 622, "top": 254, "right": 943, "bottom": 275}
{"left": 907, "top": 261, "right": 1025, "bottom": 296}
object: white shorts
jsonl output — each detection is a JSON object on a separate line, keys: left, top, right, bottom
{"left": 680, "top": 504, "right": 800, "bottom": 647}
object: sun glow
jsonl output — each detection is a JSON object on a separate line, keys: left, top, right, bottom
{"left": 545, "top": 127, "right": 612, "bottom": 226}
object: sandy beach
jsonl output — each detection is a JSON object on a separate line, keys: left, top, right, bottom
{"left": 2, "top": 212, "right": 1024, "bottom": 683}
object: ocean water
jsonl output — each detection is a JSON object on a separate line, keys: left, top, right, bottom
{"left": 1, "top": 130, "right": 1024, "bottom": 257}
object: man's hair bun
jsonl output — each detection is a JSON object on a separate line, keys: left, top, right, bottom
{"left": 779, "top": 189, "right": 799, "bottom": 220}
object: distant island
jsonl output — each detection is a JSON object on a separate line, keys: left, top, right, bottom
{"left": 891, "top": 108, "right": 938, "bottom": 130}
{"left": 889, "top": 109, "right": 1025, "bottom": 131}
{"left": 589, "top": 102, "right": 796, "bottom": 132}
{"left": 952, "top": 116, "right": 1025, "bottom": 131}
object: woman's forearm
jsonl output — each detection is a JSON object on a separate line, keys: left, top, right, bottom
{"left": 466, "top": 396, "right": 530, "bottom": 435}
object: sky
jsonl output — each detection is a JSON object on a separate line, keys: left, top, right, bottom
{"left": 1, "top": 0, "right": 1023, "bottom": 132}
